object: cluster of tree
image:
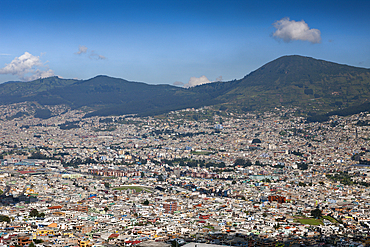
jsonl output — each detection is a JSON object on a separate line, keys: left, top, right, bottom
{"left": 297, "top": 162, "right": 309, "bottom": 170}
{"left": 311, "top": 208, "right": 322, "bottom": 219}
{"left": 29, "top": 151, "right": 60, "bottom": 161}
{"left": 34, "top": 108, "right": 52, "bottom": 119}
{"left": 142, "top": 199, "right": 150, "bottom": 205}
{"left": 63, "top": 157, "right": 98, "bottom": 168}
{"left": 6, "top": 111, "right": 29, "bottom": 120}
{"left": 291, "top": 150, "right": 303, "bottom": 156}
{"left": 162, "top": 158, "right": 226, "bottom": 168}
{"left": 0, "top": 215, "right": 10, "bottom": 223}
{"left": 29, "top": 209, "right": 45, "bottom": 218}
{"left": 234, "top": 158, "right": 284, "bottom": 169}
{"left": 298, "top": 182, "right": 313, "bottom": 187}
{"left": 59, "top": 121, "right": 80, "bottom": 130}
{"left": 99, "top": 118, "right": 114, "bottom": 123}
{"left": 326, "top": 172, "right": 353, "bottom": 186}
{"left": 28, "top": 152, "right": 49, "bottom": 159}
{"left": 104, "top": 182, "right": 110, "bottom": 189}
{"left": 307, "top": 102, "right": 370, "bottom": 123}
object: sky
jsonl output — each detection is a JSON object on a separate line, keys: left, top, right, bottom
{"left": 0, "top": 0, "right": 369, "bottom": 86}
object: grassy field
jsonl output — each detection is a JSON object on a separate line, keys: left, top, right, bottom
{"left": 295, "top": 218, "right": 323, "bottom": 225}
{"left": 113, "top": 186, "right": 152, "bottom": 193}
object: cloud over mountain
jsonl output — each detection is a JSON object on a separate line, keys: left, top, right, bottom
{"left": 184, "top": 75, "right": 211, "bottom": 88}
{"left": 0, "top": 52, "right": 54, "bottom": 81}
{"left": 272, "top": 17, "right": 321, "bottom": 44}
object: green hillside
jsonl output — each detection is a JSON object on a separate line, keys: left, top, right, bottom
{"left": 210, "top": 55, "right": 370, "bottom": 114}
{"left": 0, "top": 55, "right": 370, "bottom": 119}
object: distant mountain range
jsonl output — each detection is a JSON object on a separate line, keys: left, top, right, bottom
{"left": 1, "top": 55, "right": 370, "bottom": 120}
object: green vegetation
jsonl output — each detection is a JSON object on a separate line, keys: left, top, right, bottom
{"left": 29, "top": 209, "right": 45, "bottom": 218}
{"left": 0, "top": 215, "right": 10, "bottom": 223}
{"left": 326, "top": 171, "right": 370, "bottom": 187}
{"left": 7, "top": 111, "right": 30, "bottom": 120}
{"left": 326, "top": 172, "right": 354, "bottom": 186}
{"left": 0, "top": 56, "right": 369, "bottom": 118}
{"left": 295, "top": 218, "right": 323, "bottom": 225}
{"left": 59, "top": 121, "right": 80, "bottom": 130}
{"left": 34, "top": 108, "right": 52, "bottom": 119}
{"left": 311, "top": 208, "right": 322, "bottom": 218}
{"left": 143, "top": 199, "right": 150, "bottom": 205}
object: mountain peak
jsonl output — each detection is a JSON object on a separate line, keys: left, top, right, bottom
{"left": 0, "top": 55, "right": 369, "bottom": 117}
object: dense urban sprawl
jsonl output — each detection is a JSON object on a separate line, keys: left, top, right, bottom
{"left": 0, "top": 103, "right": 370, "bottom": 246}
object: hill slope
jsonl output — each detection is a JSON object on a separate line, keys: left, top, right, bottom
{"left": 0, "top": 55, "right": 370, "bottom": 117}
{"left": 208, "top": 55, "right": 370, "bottom": 113}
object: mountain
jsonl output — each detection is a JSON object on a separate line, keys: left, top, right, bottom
{"left": 1, "top": 55, "right": 370, "bottom": 118}
{"left": 203, "top": 55, "right": 370, "bottom": 114}
{"left": 0, "top": 75, "right": 216, "bottom": 117}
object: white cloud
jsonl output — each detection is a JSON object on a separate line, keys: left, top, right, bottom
{"left": 75, "top": 45, "right": 88, "bottom": 55}
{"left": 215, "top": 76, "right": 223, "bottom": 82}
{"left": 272, "top": 17, "right": 321, "bottom": 44}
{"left": 0, "top": 52, "right": 55, "bottom": 81}
{"left": 75, "top": 45, "right": 106, "bottom": 60}
{"left": 89, "top": 51, "right": 106, "bottom": 60}
{"left": 184, "top": 75, "right": 211, "bottom": 88}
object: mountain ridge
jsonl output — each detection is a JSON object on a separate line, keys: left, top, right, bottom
{"left": 1, "top": 55, "right": 370, "bottom": 119}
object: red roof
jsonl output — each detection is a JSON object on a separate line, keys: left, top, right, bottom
{"left": 48, "top": 206, "right": 62, "bottom": 210}
{"left": 19, "top": 171, "right": 36, "bottom": 174}
{"left": 125, "top": 240, "right": 142, "bottom": 245}
{"left": 109, "top": 234, "right": 119, "bottom": 238}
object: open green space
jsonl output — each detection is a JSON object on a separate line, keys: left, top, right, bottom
{"left": 295, "top": 218, "right": 323, "bottom": 225}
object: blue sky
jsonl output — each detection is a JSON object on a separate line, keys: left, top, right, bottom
{"left": 0, "top": 0, "right": 369, "bottom": 86}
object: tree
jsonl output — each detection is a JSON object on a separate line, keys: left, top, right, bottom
{"left": 104, "top": 207, "right": 109, "bottom": 213}
{"left": 234, "top": 158, "right": 246, "bottom": 166}
{"left": 298, "top": 182, "right": 306, "bottom": 187}
{"left": 157, "top": 175, "right": 164, "bottom": 182}
{"left": 29, "top": 209, "right": 39, "bottom": 217}
{"left": 311, "top": 208, "right": 322, "bottom": 219}
{"left": 104, "top": 182, "right": 110, "bottom": 189}
{"left": 143, "top": 199, "right": 149, "bottom": 206}
{"left": 171, "top": 240, "right": 180, "bottom": 247}
{"left": 0, "top": 215, "right": 10, "bottom": 223}
{"left": 29, "top": 242, "right": 35, "bottom": 247}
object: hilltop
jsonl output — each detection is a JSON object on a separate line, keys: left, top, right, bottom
{"left": 1, "top": 55, "right": 370, "bottom": 119}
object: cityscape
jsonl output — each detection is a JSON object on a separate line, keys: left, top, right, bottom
{"left": 1, "top": 0, "right": 370, "bottom": 246}
{"left": 0, "top": 104, "right": 369, "bottom": 246}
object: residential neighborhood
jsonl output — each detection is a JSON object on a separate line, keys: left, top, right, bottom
{"left": 0, "top": 103, "right": 370, "bottom": 246}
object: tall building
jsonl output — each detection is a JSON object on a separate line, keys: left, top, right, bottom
{"left": 163, "top": 199, "right": 177, "bottom": 214}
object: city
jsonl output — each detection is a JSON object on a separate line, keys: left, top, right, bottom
{"left": 0, "top": 104, "right": 369, "bottom": 246}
